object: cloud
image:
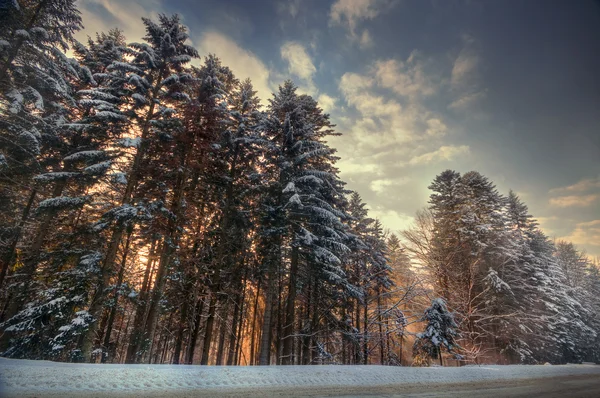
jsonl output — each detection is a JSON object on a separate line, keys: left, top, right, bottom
{"left": 370, "top": 176, "right": 410, "bottom": 194}
{"left": 560, "top": 220, "right": 600, "bottom": 251}
{"left": 359, "top": 29, "right": 373, "bottom": 48}
{"left": 196, "top": 31, "right": 273, "bottom": 101}
{"left": 333, "top": 49, "right": 469, "bottom": 239}
{"left": 336, "top": 159, "right": 383, "bottom": 176}
{"left": 76, "top": 0, "right": 163, "bottom": 44}
{"left": 451, "top": 51, "right": 479, "bottom": 89}
{"left": 336, "top": 60, "right": 455, "bottom": 161}
{"left": 549, "top": 177, "right": 600, "bottom": 194}
{"left": 373, "top": 53, "right": 437, "bottom": 99}
{"left": 339, "top": 72, "right": 402, "bottom": 118}
{"left": 277, "top": 0, "right": 301, "bottom": 19}
{"left": 448, "top": 34, "right": 486, "bottom": 112}
{"left": 317, "top": 93, "right": 337, "bottom": 113}
{"left": 280, "top": 41, "right": 317, "bottom": 93}
{"left": 407, "top": 145, "right": 470, "bottom": 166}
{"left": 549, "top": 194, "right": 600, "bottom": 208}
{"left": 330, "top": 0, "right": 385, "bottom": 31}
{"left": 448, "top": 90, "right": 487, "bottom": 111}
{"left": 329, "top": 0, "right": 396, "bottom": 46}
{"left": 367, "top": 207, "right": 414, "bottom": 233}
{"left": 370, "top": 178, "right": 393, "bottom": 193}
{"left": 425, "top": 118, "right": 448, "bottom": 137}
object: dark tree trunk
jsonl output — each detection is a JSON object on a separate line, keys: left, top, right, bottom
{"left": 259, "top": 268, "right": 275, "bottom": 365}
{"left": 186, "top": 295, "right": 205, "bottom": 364}
{"left": 102, "top": 230, "right": 132, "bottom": 363}
{"left": 200, "top": 292, "right": 217, "bottom": 365}
{"left": 124, "top": 242, "right": 159, "bottom": 363}
{"left": 172, "top": 293, "right": 190, "bottom": 364}
{"left": 0, "top": 189, "right": 36, "bottom": 290}
{"left": 215, "top": 298, "right": 230, "bottom": 365}
{"left": 282, "top": 245, "right": 298, "bottom": 365}
{"left": 249, "top": 281, "right": 261, "bottom": 365}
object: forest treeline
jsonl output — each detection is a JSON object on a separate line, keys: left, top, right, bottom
{"left": 0, "top": 1, "right": 598, "bottom": 366}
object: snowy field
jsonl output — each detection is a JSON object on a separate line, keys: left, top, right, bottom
{"left": 1, "top": 358, "right": 600, "bottom": 397}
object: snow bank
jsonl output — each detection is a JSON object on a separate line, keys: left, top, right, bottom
{"left": 0, "top": 358, "right": 599, "bottom": 396}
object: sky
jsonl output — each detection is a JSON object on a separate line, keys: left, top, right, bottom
{"left": 75, "top": 0, "right": 600, "bottom": 258}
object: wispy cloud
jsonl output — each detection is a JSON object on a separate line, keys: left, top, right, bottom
{"left": 277, "top": 0, "right": 301, "bottom": 19}
{"left": 560, "top": 220, "right": 600, "bottom": 254}
{"left": 549, "top": 194, "right": 599, "bottom": 208}
{"left": 373, "top": 52, "right": 437, "bottom": 100}
{"left": 370, "top": 176, "right": 410, "bottom": 194}
{"left": 367, "top": 207, "right": 414, "bottom": 233}
{"left": 77, "top": 0, "right": 163, "bottom": 44}
{"left": 448, "top": 90, "right": 487, "bottom": 111}
{"left": 448, "top": 34, "right": 486, "bottom": 112}
{"left": 408, "top": 145, "right": 470, "bottom": 166}
{"left": 329, "top": 0, "right": 396, "bottom": 47}
{"left": 548, "top": 176, "right": 600, "bottom": 209}
{"left": 317, "top": 93, "right": 337, "bottom": 113}
{"left": 549, "top": 177, "right": 600, "bottom": 195}
{"left": 280, "top": 41, "right": 317, "bottom": 93}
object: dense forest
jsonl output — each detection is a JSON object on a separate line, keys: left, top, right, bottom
{"left": 0, "top": 1, "right": 598, "bottom": 367}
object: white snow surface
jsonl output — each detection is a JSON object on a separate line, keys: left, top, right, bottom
{"left": 1, "top": 359, "right": 599, "bottom": 396}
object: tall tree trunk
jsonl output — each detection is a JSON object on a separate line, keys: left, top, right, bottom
{"left": 377, "top": 290, "right": 384, "bottom": 365}
{"left": 0, "top": 189, "right": 36, "bottom": 290}
{"left": 258, "top": 265, "right": 276, "bottom": 365}
{"left": 275, "top": 266, "right": 283, "bottom": 365}
{"left": 399, "top": 334, "right": 403, "bottom": 365}
{"left": 186, "top": 295, "right": 205, "bottom": 364}
{"left": 302, "top": 280, "right": 312, "bottom": 365}
{"left": 215, "top": 298, "right": 230, "bottom": 365}
{"left": 80, "top": 66, "right": 167, "bottom": 362}
{"left": 124, "top": 242, "right": 158, "bottom": 363}
{"left": 227, "top": 272, "right": 246, "bottom": 365}
{"left": 355, "top": 299, "right": 361, "bottom": 364}
{"left": 101, "top": 229, "right": 132, "bottom": 363}
{"left": 310, "top": 281, "right": 319, "bottom": 364}
{"left": 232, "top": 287, "right": 245, "bottom": 365}
{"left": 363, "top": 298, "right": 368, "bottom": 365}
{"left": 249, "top": 281, "right": 261, "bottom": 365}
{"left": 143, "top": 134, "right": 190, "bottom": 364}
{"left": 341, "top": 306, "right": 347, "bottom": 365}
{"left": 143, "top": 245, "right": 175, "bottom": 364}
{"left": 282, "top": 245, "right": 298, "bottom": 365}
{"left": 112, "top": 306, "right": 127, "bottom": 363}
{"left": 172, "top": 283, "right": 192, "bottom": 365}
{"left": 200, "top": 292, "right": 217, "bottom": 365}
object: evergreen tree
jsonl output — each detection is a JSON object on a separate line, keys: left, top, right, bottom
{"left": 0, "top": 0, "right": 83, "bottom": 289}
{"left": 413, "top": 298, "right": 458, "bottom": 366}
{"left": 258, "top": 81, "right": 353, "bottom": 365}
{"left": 80, "top": 13, "right": 198, "bottom": 362}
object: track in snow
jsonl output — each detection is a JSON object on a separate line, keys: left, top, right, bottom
{"left": 1, "top": 358, "right": 600, "bottom": 397}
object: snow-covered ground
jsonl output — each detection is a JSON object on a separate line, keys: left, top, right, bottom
{"left": 1, "top": 358, "right": 599, "bottom": 397}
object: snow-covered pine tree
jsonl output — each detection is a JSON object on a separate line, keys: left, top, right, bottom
{"left": 0, "top": 0, "right": 82, "bottom": 290}
{"left": 413, "top": 298, "right": 458, "bottom": 366}
{"left": 0, "top": 27, "right": 132, "bottom": 360}
{"left": 79, "top": 14, "right": 198, "bottom": 362}
{"left": 584, "top": 261, "right": 600, "bottom": 363}
{"left": 551, "top": 241, "right": 596, "bottom": 363}
{"left": 201, "top": 76, "right": 264, "bottom": 366}
{"left": 428, "top": 170, "right": 517, "bottom": 361}
{"left": 257, "top": 81, "right": 353, "bottom": 365}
